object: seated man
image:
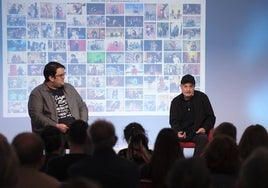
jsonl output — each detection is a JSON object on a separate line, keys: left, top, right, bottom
{"left": 169, "top": 74, "right": 216, "bottom": 157}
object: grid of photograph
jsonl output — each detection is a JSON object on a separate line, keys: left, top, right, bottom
{"left": 3, "top": 1, "right": 203, "bottom": 117}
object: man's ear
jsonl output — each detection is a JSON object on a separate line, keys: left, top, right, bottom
{"left": 48, "top": 75, "right": 55, "bottom": 82}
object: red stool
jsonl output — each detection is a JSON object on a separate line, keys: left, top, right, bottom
{"left": 180, "top": 128, "right": 214, "bottom": 149}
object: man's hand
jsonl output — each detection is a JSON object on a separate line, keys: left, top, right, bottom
{"left": 178, "top": 131, "right": 186, "bottom": 139}
{"left": 56, "top": 123, "right": 69, "bottom": 133}
{"left": 196, "top": 128, "right": 206, "bottom": 134}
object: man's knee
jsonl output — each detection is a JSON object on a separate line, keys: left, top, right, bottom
{"left": 193, "top": 134, "right": 208, "bottom": 144}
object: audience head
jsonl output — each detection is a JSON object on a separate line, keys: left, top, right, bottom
{"left": 123, "top": 122, "right": 146, "bottom": 143}
{"left": 123, "top": 122, "right": 149, "bottom": 150}
{"left": 0, "top": 139, "right": 19, "bottom": 188}
{"left": 88, "top": 119, "right": 117, "bottom": 150}
{"left": 238, "top": 124, "right": 268, "bottom": 161}
{"left": 152, "top": 128, "right": 184, "bottom": 162}
{"left": 123, "top": 122, "right": 150, "bottom": 164}
{"left": 168, "top": 157, "right": 210, "bottom": 188}
{"left": 204, "top": 135, "right": 240, "bottom": 174}
{"left": 41, "top": 125, "right": 64, "bottom": 154}
{"left": 12, "top": 132, "right": 44, "bottom": 168}
{"left": 66, "top": 120, "right": 89, "bottom": 146}
{"left": 238, "top": 147, "right": 268, "bottom": 188}
{"left": 213, "top": 122, "right": 237, "bottom": 141}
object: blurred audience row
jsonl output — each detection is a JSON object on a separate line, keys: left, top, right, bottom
{"left": 1, "top": 120, "right": 268, "bottom": 188}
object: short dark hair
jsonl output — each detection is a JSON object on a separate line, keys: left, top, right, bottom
{"left": 67, "top": 120, "right": 89, "bottom": 145}
{"left": 12, "top": 132, "right": 44, "bottom": 165}
{"left": 168, "top": 157, "right": 210, "bottom": 188}
{"left": 41, "top": 126, "right": 63, "bottom": 152}
{"left": 88, "top": 119, "right": 117, "bottom": 149}
{"left": 43, "top": 61, "right": 65, "bottom": 82}
{"left": 181, "top": 74, "right": 195, "bottom": 85}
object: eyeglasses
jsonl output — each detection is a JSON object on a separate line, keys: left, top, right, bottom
{"left": 55, "top": 72, "right": 66, "bottom": 78}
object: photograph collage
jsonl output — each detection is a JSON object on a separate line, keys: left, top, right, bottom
{"left": 3, "top": 0, "right": 203, "bottom": 117}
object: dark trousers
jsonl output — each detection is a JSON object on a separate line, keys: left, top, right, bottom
{"left": 192, "top": 134, "right": 208, "bottom": 157}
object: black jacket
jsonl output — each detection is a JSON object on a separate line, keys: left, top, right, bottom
{"left": 68, "top": 148, "right": 140, "bottom": 188}
{"left": 169, "top": 90, "right": 216, "bottom": 140}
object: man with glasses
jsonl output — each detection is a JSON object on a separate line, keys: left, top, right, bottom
{"left": 28, "top": 61, "right": 88, "bottom": 136}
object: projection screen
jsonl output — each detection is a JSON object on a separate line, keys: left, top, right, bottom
{"left": 2, "top": 0, "right": 205, "bottom": 117}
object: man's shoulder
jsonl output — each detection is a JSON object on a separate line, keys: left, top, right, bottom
{"left": 172, "top": 93, "right": 184, "bottom": 102}
{"left": 63, "top": 83, "right": 74, "bottom": 88}
{"left": 18, "top": 167, "right": 60, "bottom": 187}
{"left": 63, "top": 83, "right": 77, "bottom": 91}
{"left": 30, "top": 83, "right": 47, "bottom": 93}
{"left": 194, "top": 90, "right": 208, "bottom": 97}
{"left": 63, "top": 82, "right": 73, "bottom": 87}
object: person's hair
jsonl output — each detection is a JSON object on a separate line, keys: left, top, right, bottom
{"left": 239, "top": 147, "right": 268, "bottom": 188}
{"left": 213, "top": 122, "right": 237, "bottom": 141}
{"left": 123, "top": 122, "right": 145, "bottom": 142}
{"left": 0, "top": 133, "right": 8, "bottom": 142}
{"left": 66, "top": 120, "right": 89, "bottom": 145}
{"left": 124, "top": 122, "right": 150, "bottom": 158}
{"left": 168, "top": 157, "right": 210, "bottom": 188}
{"left": 150, "top": 128, "right": 184, "bottom": 188}
{"left": 12, "top": 132, "right": 44, "bottom": 165}
{"left": 41, "top": 125, "right": 63, "bottom": 153}
{"left": 180, "top": 74, "right": 195, "bottom": 85}
{"left": 59, "top": 177, "right": 100, "bottom": 188}
{"left": 43, "top": 61, "right": 65, "bottom": 82}
{"left": 0, "top": 139, "right": 19, "bottom": 188}
{"left": 204, "top": 135, "right": 240, "bottom": 173}
{"left": 238, "top": 124, "right": 268, "bottom": 161}
{"left": 88, "top": 119, "right": 117, "bottom": 149}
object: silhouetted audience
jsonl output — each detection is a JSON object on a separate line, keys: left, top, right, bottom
{"left": 68, "top": 119, "right": 140, "bottom": 188}
{"left": 118, "top": 122, "right": 152, "bottom": 167}
{"left": 12, "top": 132, "right": 60, "bottom": 188}
{"left": 140, "top": 128, "right": 184, "bottom": 188}
{"left": 238, "top": 124, "right": 268, "bottom": 162}
{"left": 2, "top": 120, "right": 268, "bottom": 188}
{"left": 0, "top": 138, "right": 19, "bottom": 188}
{"left": 40, "top": 125, "right": 65, "bottom": 171}
{"left": 203, "top": 135, "right": 240, "bottom": 188}
{"left": 238, "top": 147, "right": 268, "bottom": 188}
{"left": 168, "top": 157, "right": 211, "bottom": 188}
{"left": 213, "top": 122, "right": 237, "bottom": 141}
{"left": 46, "top": 120, "right": 91, "bottom": 181}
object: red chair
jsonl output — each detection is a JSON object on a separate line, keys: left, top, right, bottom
{"left": 180, "top": 128, "right": 214, "bottom": 149}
